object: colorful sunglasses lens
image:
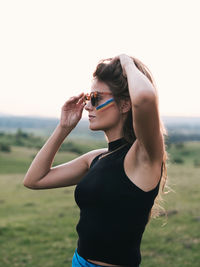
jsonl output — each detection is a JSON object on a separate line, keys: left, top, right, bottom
{"left": 91, "top": 95, "right": 97, "bottom": 106}
{"left": 85, "top": 93, "right": 98, "bottom": 106}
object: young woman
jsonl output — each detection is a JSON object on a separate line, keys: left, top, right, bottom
{"left": 23, "top": 54, "right": 168, "bottom": 267}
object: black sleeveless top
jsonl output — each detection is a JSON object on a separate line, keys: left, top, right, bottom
{"left": 74, "top": 137, "right": 163, "bottom": 267}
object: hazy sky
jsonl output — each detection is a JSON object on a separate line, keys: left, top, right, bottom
{"left": 0, "top": 0, "right": 199, "bottom": 119}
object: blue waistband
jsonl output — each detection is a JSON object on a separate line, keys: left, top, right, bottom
{"left": 72, "top": 248, "right": 107, "bottom": 266}
{"left": 72, "top": 248, "right": 140, "bottom": 267}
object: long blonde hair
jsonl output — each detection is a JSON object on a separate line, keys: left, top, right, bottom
{"left": 93, "top": 55, "right": 170, "bottom": 220}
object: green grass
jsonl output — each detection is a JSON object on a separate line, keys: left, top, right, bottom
{"left": 168, "top": 141, "right": 200, "bottom": 166}
{"left": 0, "top": 146, "right": 79, "bottom": 174}
{"left": 0, "top": 142, "right": 200, "bottom": 266}
{"left": 141, "top": 163, "right": 200, "bottom": 266}
{"left": 0, "top": 173, "right": 78, "bottom": 266}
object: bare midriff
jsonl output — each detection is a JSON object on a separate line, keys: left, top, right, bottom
{"left": 87, "top": 259, "right": 123, "bottom": 267}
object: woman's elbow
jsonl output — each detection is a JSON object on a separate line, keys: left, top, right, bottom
{"left": 132, "top": 90, "right": 156, "bottom": 108}
{"left": 23, "top": 177, "right": 36, "bottom": 190}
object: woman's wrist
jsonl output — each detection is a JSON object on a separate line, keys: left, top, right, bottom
{"left": 124, "top": 61, "right": 137, "bottom": 72}
{"left": 56, "top": 123, "right": 74, "bottom": 136}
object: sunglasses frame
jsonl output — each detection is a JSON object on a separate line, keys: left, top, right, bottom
{"left": 84, "top": 91, "right": 113, "bottom": 107}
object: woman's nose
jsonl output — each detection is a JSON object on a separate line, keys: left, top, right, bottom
{"left": 84, "top": 100, "right": 93, "bottom": 110}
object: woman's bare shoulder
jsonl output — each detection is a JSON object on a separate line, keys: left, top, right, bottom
{"left": 86, "top": 148, "right": 108, "bottom": 168}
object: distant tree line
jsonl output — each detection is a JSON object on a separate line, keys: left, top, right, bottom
{"left": 0, "top": 129, "right": 44, "bottom": 152}
{"left": 166, "top": 134, "right": 200, "bottom": 143}
{"left": 0, "top": 129, "right": 103, "bottom": 154}
{"left": 1, "top": 129, "right": 200, "bottom": 167}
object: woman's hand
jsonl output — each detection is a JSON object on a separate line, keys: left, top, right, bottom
{"left": 111, "top": 54, "right": 134, "bottom": 77}
{"left": 59, "top": 92, "right": 86, "bottom": 131}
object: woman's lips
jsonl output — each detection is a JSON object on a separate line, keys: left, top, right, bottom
{"left": 89, "top": 115, "right": 95, "bottom": 120}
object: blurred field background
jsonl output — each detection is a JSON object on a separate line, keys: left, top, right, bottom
{"left": 0, "top": 116, "right": 200, "bottom": 267}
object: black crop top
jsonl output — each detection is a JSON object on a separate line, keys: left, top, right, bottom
{"left": 74, "top": 137, "right": 163, "bottom": 267}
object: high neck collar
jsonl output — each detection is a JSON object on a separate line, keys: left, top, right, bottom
{"left": 108, "top": 137, "right": 127, "bottom": 151}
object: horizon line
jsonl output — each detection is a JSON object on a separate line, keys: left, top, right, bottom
{"left": 1, "top": 112, "right": 200, "bottom": 120}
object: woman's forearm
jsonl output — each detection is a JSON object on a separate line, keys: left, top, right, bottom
{"left": 23, "top": 124, "right": 73, "bottom": 186}
{"left": 125, "top": 63, "right": 156, "bottom": 107}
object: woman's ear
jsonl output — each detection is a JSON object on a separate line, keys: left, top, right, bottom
{"left": 119, "top": 99, "right": 132, "bottom": 114}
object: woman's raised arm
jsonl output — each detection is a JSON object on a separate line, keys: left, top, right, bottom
{"left": 118, "top": 54, "right": 164, "bottom": 162}
{"left": 23, "top": 93, "right": 87, "bottom": 189}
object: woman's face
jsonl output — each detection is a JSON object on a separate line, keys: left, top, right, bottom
{"left": 84, "top": 78, "right": 122, "bottom": 131}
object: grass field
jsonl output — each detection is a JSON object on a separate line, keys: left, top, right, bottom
{"left": 0, "top": 142, "right": 200, "bottom": 266}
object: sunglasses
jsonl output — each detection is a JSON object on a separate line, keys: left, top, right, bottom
{"left": 84, "top": 91, "right": 113, "bottom": 107}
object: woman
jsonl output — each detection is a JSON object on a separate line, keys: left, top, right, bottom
{"left": 23, "top": 54, "right": 168, "bottom": 267}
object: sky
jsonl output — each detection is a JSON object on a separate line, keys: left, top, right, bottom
{"left": 0, "top": 0, "right": 200, "bottom": 119}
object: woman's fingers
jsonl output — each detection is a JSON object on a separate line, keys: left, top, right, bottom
{"left": 74, "top": 92, "right": 85, "bottom": 98}
{"left": 110, "top": 56, "right": 119, "bottom": 64}
{"left": 68, "top": 93, "right": 85, "bottom": 102}
{"left": 63, "top": 93, "right": 85, "bottom": 107}
{"left": 68, "top": 93, "right": 83, "bottom": 102}
{"left": 77, "top": 94, "right": 86, "bottom": 106}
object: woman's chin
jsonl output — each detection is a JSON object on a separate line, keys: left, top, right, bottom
{"left": 88, "top": 122, "right": 101, "bottom": 131}
{"left": 89, "top": 125, "right": 98, "bottom": 131}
